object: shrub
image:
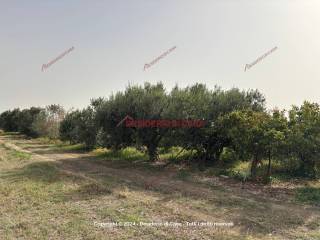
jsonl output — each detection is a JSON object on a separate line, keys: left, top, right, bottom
{"left": 219, "top": 147, "right": 238, "bottom": 165}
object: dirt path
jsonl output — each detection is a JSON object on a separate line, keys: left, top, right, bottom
{"left": 0, "top": 135, "right": 295, "bottom": 204}
{"left": 1, "top": 134, "right": 320, "bottom": 240}
{"left": 0, "top": 135, "right": 312, "bottom": 207}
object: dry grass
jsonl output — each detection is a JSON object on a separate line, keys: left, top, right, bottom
{"left": 0, "top": 134, "right": 320, "bottom": 239}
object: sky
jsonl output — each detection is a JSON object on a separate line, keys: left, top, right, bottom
{"left": 1, "top": 0, "right": 320, "bottom": 112}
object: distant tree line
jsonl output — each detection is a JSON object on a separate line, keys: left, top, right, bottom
{"left": 0, "top": 105, "right": 65, "bottom": 139}
{"left": 0, "top": 82, "right": 319, "bottom": 179}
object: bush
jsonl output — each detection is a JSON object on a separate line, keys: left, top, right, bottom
{"left": 219, "top": 147, "right": 238, "bottom": 165}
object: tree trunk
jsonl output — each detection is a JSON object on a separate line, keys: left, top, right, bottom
{"left": 267, "top": 150, "right": 272, "bottom": 177}
{"left": 251, "top": 154, "right": 259, "bottom": 179}
{"left": 299, "top": 154, "right": 316, "bottom": 178}
{"left": 147, "top": 144, "right": 159, "bottom": 162}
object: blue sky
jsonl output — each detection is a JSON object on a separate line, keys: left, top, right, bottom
{"left": 1, "top": 0, "right": 320, "bottom": 112}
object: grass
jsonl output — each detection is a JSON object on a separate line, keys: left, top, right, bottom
{"left": 93, "top": 146, "right": 193, "bottom": 163}
{"left": 50, "top": 143, "right": 88, "bottom": 153}
{"left": 1, "top": 133, "right": 320, "bottom": 239}
{"left": 175, "top": 169, "right": 192, "bottom": 180}
{"left": 93, "top": 147, "right": 148, "bottom": 162}
{"left": 9, "top": 149, "right": 32, "bottom": 160}
{"left": 0, "top": 145, "right": 111, "bottom": 239}
{"left": 295, "top": 187, "right": 320, "bottom": 206}
{"left": 159, "top": 147, "right": 194, "bottom": 163}
{"left": 213, "top": 158, "right": 310, "bottom": 183}
{"left": 0, "top": 131, "right": 19, "bottom": 136}
{"left": 36, "top": 137, "right": 88, "bottom": 152}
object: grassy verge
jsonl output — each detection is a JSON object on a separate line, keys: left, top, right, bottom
{"left": 93, "top": 146, "right": 193, "bottom": 163}
{"left": 0, "top": 144, "right": 113, "bottom": 239}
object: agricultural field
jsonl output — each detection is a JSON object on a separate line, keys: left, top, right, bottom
{"left": 2, "top": 2, "right": 320, "bottom": 239}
